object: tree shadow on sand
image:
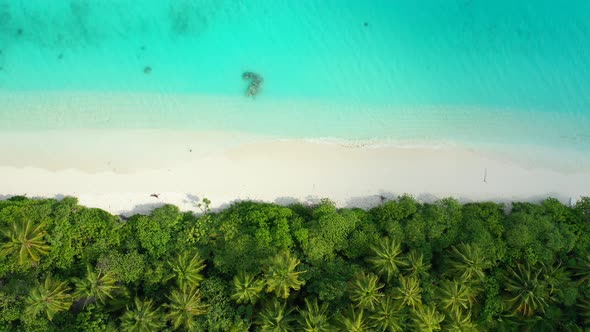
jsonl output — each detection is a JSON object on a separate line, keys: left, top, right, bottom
{"left": 0, "top": 192, "right": 577, "bottom": 218}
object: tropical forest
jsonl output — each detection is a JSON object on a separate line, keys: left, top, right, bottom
{"left": 1, "top": 195, "right": 590, "bottom": 331}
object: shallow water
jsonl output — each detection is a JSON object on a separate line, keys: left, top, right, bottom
{"left": 0, "top": 1, "right": 589, "bottom": 152}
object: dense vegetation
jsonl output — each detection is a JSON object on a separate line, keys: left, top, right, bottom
{"left": 1, "top": 195, "right": 590, "bottom": 331}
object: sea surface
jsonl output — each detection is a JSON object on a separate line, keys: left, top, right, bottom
{"left": 0, "top": 1, "right": 589, "bottom": 154}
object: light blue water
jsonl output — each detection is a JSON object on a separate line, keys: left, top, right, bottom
{"left": 0, "top": 1, "right": 589, "bottom": 152}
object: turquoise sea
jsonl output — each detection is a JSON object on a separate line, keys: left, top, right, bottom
{"left": 0, "top": 1, "right": 589, "bottom": 154}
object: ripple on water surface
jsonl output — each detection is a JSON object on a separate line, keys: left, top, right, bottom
{"left": 0, "top": 0, "right": 589, "bottom": 154}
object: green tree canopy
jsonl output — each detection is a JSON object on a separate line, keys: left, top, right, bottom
{"left": 25, "top": 276, "right": 71, "bottom": 321}
{"left": 503, "top": 262, "right": 555, "bottom": 317}
{"left": 0, "top": 196, "right": 588, "bottom": 330}
{"left": 348, "top": 272, "right": 384, "bottom": 310}
{"left": 73, "top": 265, "right": 120, "bottom": 306}
{"left": 256, "top": 300, "right": 295, "bottom": 332}
{"left": 165, "top": 286, "right": 208, "bottom": 330}
{"left": 264, "top": 251, "right": 305, "bottom": 299}
{"left": 231, "top": 271, "right": 265, "bottom": 305}
{"left": 1, "top": 219, "right": 50, "bottom": 267}
{"left": 167, "top": 250, "right": 206, "bottom": 288}
{"left": 301, "top": 200, "right": 359, "bottom": 262}
{"left": 120, "top": 298, "right": 164, "bottom": 332}
{"left": 368, "top": 237, "right": 404, "bottom": 282}
{"left": 297, "top": 298, "right": 333, "bottom": 332}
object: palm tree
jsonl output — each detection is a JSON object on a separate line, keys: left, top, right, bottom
{"left": 264, "top": 251, "right": 305, "bottom": 299}
{"left": 165, "top": 286, "right": 208, "bottom": 330}
{"left": 349, "top": 272, "right": 384, "bottom": 310}
{"left": 541, "top": 261, "right": 570, "bottom": 298}
{"left": 73, "top": 265, "right": 120, "bottom": 306}
{"left": 576, "top": 296, "right": 590, "bottom": 326}
{"left": 437, "top": 280, "right": 477, "bottom": 316}
{"left": 339, "top": 305, "right": 370, "bottom": 332}
{"left": 411, "top": 305, "right": 445, "bottom": 332}
{"left": 229, "top": 320, "right": 252, "bottom": 332}
{"left": 167, "top": 251, "right": 206, "bottom": 288}
{"left": 571, "top": 254, "right": 590, "bottom": 286}
{"left": 445, "top": 243, "right": 491, "bottom": 282}
{"left": 368, "top": 237, "right": 405, "bottom": 282}
{"left": 402, "top": 250, "right": 431, "bottom": 279}
{"left": 504, "top": 263, "right": 552, "bottom": 317}
{"left": 298, "top": 298, "right": 333, "bottom": 332}
{"left": 1, "top": 220, "right": 50, "bottom": 266}
{"left": 445, "top": 310, "right": 477, "bottom": 331}
{"left": 369, "top": 297, "right": 404, "bottom": 332}
{"left": 120, "top": 298, "right": 164, "bottom": 332}
{"left": 494, "top": 311, "right": 529, "bottom": 332}
{"left": 392, "top": 276, "right": 422, "bottom": 309}
{"left": 231, "top": 271, "right": 265, "bottom": 305}
{"left": 25, "top": 276, "right": 72, "bottom": 321}
{"left": 256, "top": 299, "right": 295, "bottom": 332}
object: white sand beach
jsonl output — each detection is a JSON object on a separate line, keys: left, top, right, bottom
{"left": 1, "top": 129, "right": 589, "bottom": 215}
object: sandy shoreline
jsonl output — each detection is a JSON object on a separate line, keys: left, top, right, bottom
{"left": 0, "top": 129, "right": 589, "bottom": 215}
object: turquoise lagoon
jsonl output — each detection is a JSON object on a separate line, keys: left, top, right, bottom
{"left": 0, "top": 1, "right": 589, "bottom": 155}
